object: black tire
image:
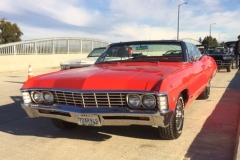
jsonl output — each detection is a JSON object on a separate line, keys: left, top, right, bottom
{"left": 197, "top": 82, "right": 210, "bottom": 100}
{"left": 51, "top": 118, "right": 78, "bottom": 130}
{"left": 158, "top": 95, "right": 184, "bottom": 140}
{"left": 232, "top": 58, "right": 236, "bottom": 69}
{"left": 227, "top": 65, "right": 231, "bottom": 72}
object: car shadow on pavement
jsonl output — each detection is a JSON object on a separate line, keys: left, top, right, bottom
{"left": 0, "top": 96, "right": 160, "bottom": 141}
{"left": 4, "top": 81, "right": 25, "bottom": 84}
{"left": 184, "top": 71, "right": 240, "bottom": 160}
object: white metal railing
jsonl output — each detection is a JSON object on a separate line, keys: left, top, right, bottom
{"left": 0, "top": 37, "right": 109, "bottom": 55}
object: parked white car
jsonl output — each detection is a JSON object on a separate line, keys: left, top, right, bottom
{"left": 60, "top": 47, "right": 106, "bottom": 70}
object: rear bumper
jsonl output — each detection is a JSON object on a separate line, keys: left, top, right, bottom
{"left": 21, "top": 103, "right": 173, "bottom": 128}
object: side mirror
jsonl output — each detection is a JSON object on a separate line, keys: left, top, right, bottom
{"left": 190, "top": 56, "right": 197, "bottom": 62}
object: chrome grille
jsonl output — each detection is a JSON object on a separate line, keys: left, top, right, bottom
{"left": 53, "top": 91, "right": 127, "bottom": 108}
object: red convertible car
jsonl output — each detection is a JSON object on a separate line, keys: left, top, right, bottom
{"left": 20, "top": 40, "right": 217, "bottom": 140}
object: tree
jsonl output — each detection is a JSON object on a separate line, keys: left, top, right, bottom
{"left": 219, "top": 42, "right": 225, "bottom": 47}
{"left": 201, "top": 36, "right": 218, "bottom": 47}
{"left": 0, "top": 18, "right": 23, "bottom": 44}
{"left": 198, "top": 37, "right": 202, "bottom": 43}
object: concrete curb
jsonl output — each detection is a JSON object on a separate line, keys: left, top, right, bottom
{"left": 234, "top": 105, "right": 240, "bottom": 160}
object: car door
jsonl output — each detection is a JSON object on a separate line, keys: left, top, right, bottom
{"left": 186, "top": 42, "right": 206, "bottom": 98}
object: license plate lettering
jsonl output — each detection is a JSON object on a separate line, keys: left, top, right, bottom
{"left": 78, "top": 115, "right": 100, "bottom": 126}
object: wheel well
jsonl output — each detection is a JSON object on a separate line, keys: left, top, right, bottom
{"left": 181, "top": 89, "right": 189, "bottom": 107}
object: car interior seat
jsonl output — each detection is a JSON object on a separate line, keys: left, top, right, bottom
{"left": 115, "top": 47, "right": 128, "bottom": 57}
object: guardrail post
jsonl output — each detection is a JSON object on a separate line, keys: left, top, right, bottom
{"left": 91, "top": 40, "right": 94, "bottom": 50}
{"left": 67, "top": 39, "right": 69, "bottom": 54}
{"left": 80, "top": 40, "right": 82, "bottom": 54}
{"left": 13, "top": 45, "right": 16, "bottom": 55}
{"left": 52, "top": 40, "right": 55, "bottom": 54}
{"left": 34, "top": 42, "right": 37, "bottom": 54}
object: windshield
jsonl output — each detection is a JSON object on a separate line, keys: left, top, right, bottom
{"left": 208, "top": 47, "right": 228, "bottom": 54}
{"left": 225, "top": 41, "right": 236, "bottom": 48}
{"left": 88, "top": 48, "right": 106, "bottom": 57}
{"left": 96, "top": 42, "right": 183, "bottom": 63}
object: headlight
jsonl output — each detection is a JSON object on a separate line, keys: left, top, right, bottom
{"left": 31, "top": 91, "right": 43, "bottom": 103}
{"left": 158, "top": 96, "right": 168, "bottom": 110}
{"left": 61, "top": 65, "right": 70, "bottom": 70}
{"left": 127, "top": 94, "right": 141, "bottom": 108}
{"left": 142, "top": 95, "right": 156, "bottom": 109}
{"left": 42, "top": 91, "right": 54, "bottom": 104}
{"left": 21, "top": 92, "right": 32, "bottom": 103}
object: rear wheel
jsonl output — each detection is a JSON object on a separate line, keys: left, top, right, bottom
{"left": 158, "top": 95, "right": 184, "bottom": 140}
{"left": 198, "top": 82, "right": 210, "bottom": 100}
{"left": 227, "top": 65, "right": 231, "bottom": 72}
{"left": 51, "top": 118, "right": 78, "bottom": 129}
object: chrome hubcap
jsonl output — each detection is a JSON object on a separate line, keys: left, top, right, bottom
{"left": 175, "top": 99, "right": 184, "bottom": 131}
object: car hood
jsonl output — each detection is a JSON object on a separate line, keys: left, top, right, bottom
{"left": 61, "top": 58, "right": 82, "bottom": 64}
{"left": 22, "top": 63, "right": 183, "bottom": 91}
{"left": 80, "top": 57, "right": 98, "bottom": 65}
{"left": 61, "top": 57, "right": 98, "bottom": 65}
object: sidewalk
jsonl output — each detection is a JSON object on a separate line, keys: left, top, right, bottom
{"left": 233, "top": 70, "right": 240, "bottom": 160}
{"left": 236, "top": 118, "right": 240, "bottom": 160}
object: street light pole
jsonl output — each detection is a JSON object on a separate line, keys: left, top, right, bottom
{"left": 177, "top": 2, "right": 188, "bottom": 40}
{"left": 209, "top": 23, "right": 216, "bottom": 38}
{"left": 209, "top": 23, "right": 216, "bottom": 47}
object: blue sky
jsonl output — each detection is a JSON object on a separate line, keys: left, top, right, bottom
{"left": 1, "top": 0, "right": 240, "bottom": 43}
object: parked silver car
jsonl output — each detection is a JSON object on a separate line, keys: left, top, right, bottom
{"left": 60, "top": 47, "right": 106, "bottom": 70}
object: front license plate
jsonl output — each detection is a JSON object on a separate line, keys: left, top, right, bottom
{"left": 78, "top": 115, "right": 100, "bottom": 126}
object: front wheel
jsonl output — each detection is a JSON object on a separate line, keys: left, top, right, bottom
{"left": 158, "top": 95, "right": 184, "bottom": 140}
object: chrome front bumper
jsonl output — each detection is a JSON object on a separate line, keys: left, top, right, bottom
{"left": 21, "top": 103, "right": 173, "bottom": 128}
